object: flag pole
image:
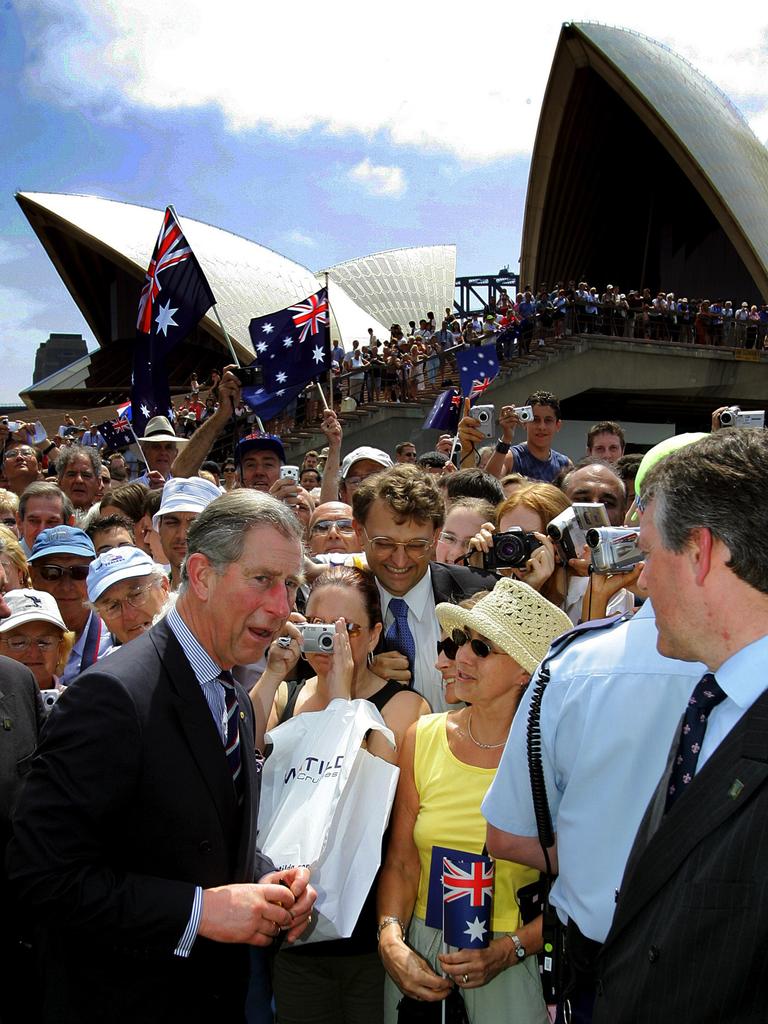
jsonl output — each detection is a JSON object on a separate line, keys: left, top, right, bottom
{"left": 168, "top": 204, "right": 240, "bottom": 367}
{"left": 325, "top": 272, "right": 334, "bottom": 409}
{"left": 126, "top": 420, "right": 151, "bottom": 471}
{"left": 315, "top": 380, "right": 330, "bottom": 411}
{"left": 255, "top": 416, "right": 266, "bottom": 433}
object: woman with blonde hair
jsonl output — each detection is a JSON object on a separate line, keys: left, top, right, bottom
{"left": 0, "top": 589, "right": 75, "bottom": 691}
{"left": 468, "top": 483, "right": 571, "bottom": 608}
{"left": 0, "top": 525, "right": 32, "bottom": 590}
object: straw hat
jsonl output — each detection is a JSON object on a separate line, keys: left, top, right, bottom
{"left": 435, "top": 577, "right": 572, "bottom": 675}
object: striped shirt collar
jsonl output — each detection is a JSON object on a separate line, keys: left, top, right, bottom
{"left": 166, "top": 604, "right": 223, "bottom": 686}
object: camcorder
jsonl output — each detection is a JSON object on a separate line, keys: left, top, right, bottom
{"left": 296, "top": 622, "right": 335, "bottom": 653}
{"left": 547, "top": 503, "right": 611, "bottom": 562}
{"left": 585, "top": 527, "right": 643, "bottom": 574}
{"left": 231, "top": 365, "right": 264, "bottom": 388}
{"left": 484, "top": 527, "right": 542, "bottom": 571}
{"left": 719, "top": 406, "right": 765, "bottom": 429}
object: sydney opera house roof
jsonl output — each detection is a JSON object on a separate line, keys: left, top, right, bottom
{"left": 16, "top": 191, "right": 455, "bottom": 406}
{"left": 521, "top": 23, "right": 768, "bottom": 300}
{"left": 321, "top": 246, "right": 457, "bottom": 332}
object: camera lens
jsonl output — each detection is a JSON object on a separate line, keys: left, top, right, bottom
{"left": 496, "top": 534, "right": 525, "bottom": 564}
{"left": 585, "top": 529, "right": 601, "bottom": 548}
{"left": 320, "top": 632, "right": 334, "bottom": 650}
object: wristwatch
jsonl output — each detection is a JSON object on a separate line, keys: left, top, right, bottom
{"left": 377, "top": 916, "right": 406, "bottom": 943}
{"left": 507, "top": 932, "right": 526, "bottom": 961}
{"left": 495, "top": 440, "right": 511, "bottom": 454}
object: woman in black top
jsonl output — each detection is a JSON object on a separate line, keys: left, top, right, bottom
{"left": 269, "top": 566, "right": 429, "bottom": 1024}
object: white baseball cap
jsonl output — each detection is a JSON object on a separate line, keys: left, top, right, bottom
{"left": 340, "top": 446, "right": 393, "bottom": 480}
{"left": 152, "top": 477, "right": 222, "bottom": 531}
{"left": 87, "top": 546, "right": 162, "bottom": 604}
{"left": 0, "top": 589, "right": 67, "bottom": 633}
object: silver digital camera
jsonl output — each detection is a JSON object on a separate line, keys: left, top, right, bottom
{"left": 585, "top": 527, "right": 643, "bottom": 575}
{"left": 40, "top": 688, "right": 61, "bottom": 715}
{"left": 473, "top": 405, "right": 495, "bottom": 438}
{"left": 514, "top": 405, "right": 534, "bottom": 423}
{"left": 719, "top": 406, "right": 765, "bottom": 429}
{"left": 547, "top": 503, "right": 611, "bottom": 562}
{"left": 297, "top": 622, "right": 335, "bottom": 653}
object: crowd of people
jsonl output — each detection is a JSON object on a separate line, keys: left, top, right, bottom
{"left": 1, "top": 364, "right": 767, "bottom": 1024}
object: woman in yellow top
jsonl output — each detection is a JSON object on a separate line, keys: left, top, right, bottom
{"left": 377, "top": 577, "right": 571, "bottom": 1022}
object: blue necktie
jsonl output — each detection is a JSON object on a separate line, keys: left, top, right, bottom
{"left": 219, "top": 671, "right": 244, "bottom": 805}
{"left": 665, "top": 672, "right": 726, "bottom": 811}
{"left": 385, "top": 598, "right": 416, "bottom": 674}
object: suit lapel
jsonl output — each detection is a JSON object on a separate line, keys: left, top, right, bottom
{"left": 150, "top": 622, "right": 237, "bottom": 834}
{"left": 609, "top": 689, "right": 768, "bottom": 943}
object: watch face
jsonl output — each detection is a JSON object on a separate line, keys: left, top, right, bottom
{"left": 516, "top": 946, "right": 526, "bottom": 959}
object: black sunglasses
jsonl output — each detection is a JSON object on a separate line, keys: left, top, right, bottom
{"left": 436, "top": 636, "right": 459, "bottom": 660}
{"left": 36, "top": 564, "right": 90, "bottom": 582}
{"left": 451, "top": 628, "right": 497, "bottom": 659}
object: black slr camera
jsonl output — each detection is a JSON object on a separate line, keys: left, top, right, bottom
{"left": 483, "top": 527, "right": 542, "bottom": 571}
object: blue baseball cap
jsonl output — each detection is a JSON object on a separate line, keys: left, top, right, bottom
{"left": 236, "top": 433, "right": 286, "bottom": 466}
{"left": 87, "top": 546, "right": 160, "bottom": 603}
{"left": 28, "top": 526, "right": 96, "bottom": 563}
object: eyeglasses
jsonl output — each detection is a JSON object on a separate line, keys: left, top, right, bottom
{"left": 96, "top": 581, "right": 159, "bottom": 618}
{"left": 1, "top": 635, "right": 60, "bottom": 653}
{"left": 1, "top": 517, "right": 17, "bottom": 528}
{"left": 361, "top": 528, "right": 433, "bottom": 559}
{"left": 36, "top": 564, "right": 91, "bottom": 582}
{"left": 436, "top": 636, "right": 459, "bottom": 659}
{"left": 451, "top": 628, "right": 500, "bottom": 659}
{"left": 305, "top": 616, "right": 364, "bottom": 637}
{"left": 310, "top": 518, "right": 355, "bottom": 536}
{"left": 438, "top": 531, "right": 473, "bottom": 550}
{"left": 3, "top": 449, "right": 34, "bottom": 461}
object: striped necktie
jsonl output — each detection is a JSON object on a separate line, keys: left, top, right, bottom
{"left": 219, "top": 671, "right": 244, "bottom": 804}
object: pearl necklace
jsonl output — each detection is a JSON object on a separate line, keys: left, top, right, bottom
{"left": 467, "top": 714, "right": 507, "bottom": 749}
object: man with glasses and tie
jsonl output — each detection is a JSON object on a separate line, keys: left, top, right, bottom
{"left": 27, "top": 526, "right": 112, "bottom": 681}
{"left": 8, "top": 490, "right": 315, "bottom": 1023}
{"left": 351, "top": 465, "right": 496, "bottom": 712}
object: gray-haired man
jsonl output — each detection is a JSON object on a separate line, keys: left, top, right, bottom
{"left": 9, "top": 490, "right": 315, "bottom": 1023}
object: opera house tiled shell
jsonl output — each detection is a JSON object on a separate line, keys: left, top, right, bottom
{"left": 521, "top": 23, "right": 768, "bottom": 301}
{"left": 16, "top": 191, "right": 455, "bottom": 404}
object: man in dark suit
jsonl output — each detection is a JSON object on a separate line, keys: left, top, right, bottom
{"left": 8, "top": 491, "right": 315, "bottom": 1024}
{"left": 352, "top": 465, "right": 496, "bottom": 712}
{"left": 593, "top": 428, "right": 768, "bottom": 1023}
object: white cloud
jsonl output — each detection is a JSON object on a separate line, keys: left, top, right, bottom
{"left": 12, "top": 0, "right": 768, "bottom": 161}
{"left": 285, "top": 229, "right": 317, "bottom": 248}
{"left": 0, "top": 284, "right": 49, "bottom": 403}
{"left": 348, "top": 159, "right": 406, "bottom": 198}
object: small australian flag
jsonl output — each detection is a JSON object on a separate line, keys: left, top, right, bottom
{"left": 244, "top": 288, "right": 330, "bottom": 418}
{"left": 456, "top": 342, "right": 499, "bottom": 399}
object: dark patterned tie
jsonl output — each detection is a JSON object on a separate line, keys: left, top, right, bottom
{"left": 665, "top": 672, "right": 726, "bottom": 812}
{"left": 219, "top": 671, "right": 244, "bottom": 805}
{"left": 384, "top": 598, "right": 416, "bottom": 674}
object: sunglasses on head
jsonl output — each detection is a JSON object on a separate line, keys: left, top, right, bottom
{"left": 36, "top": 564, "right": 90, "bottom": 582}
{"left": 450, "top": 628, "right": 498, "bottom": 659}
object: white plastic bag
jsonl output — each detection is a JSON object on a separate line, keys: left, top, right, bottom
{"left": 258, "top": 698, "right": 400, "bottom": 942}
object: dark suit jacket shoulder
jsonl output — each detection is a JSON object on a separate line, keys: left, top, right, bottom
{"left": 430, "top": 561, "right": 498, "bottom": 605}
{"left": 0, "top": 656, "right": 41, "bottom": 837}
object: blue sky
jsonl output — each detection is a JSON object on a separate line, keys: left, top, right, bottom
{"left": 1, "top": 0, "right": 767, "bottom": 404}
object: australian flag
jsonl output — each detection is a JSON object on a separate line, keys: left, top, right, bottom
{"left": 442, "top": 853, "right": 494, "bottom": 949}
{"left": 131, "top": 335, "right": 174, "bottom": 437}
{"left": 97, "top": 414, "right": 133, "bottom": 452}
{"left": 244, "top": 288, "right": 330, "bottom": 418}
{"left": 137, "top": 206, "right": 216, "bottom": 357}
{"left": 456, "top": 343, "right": 500, "bottom": 400}
{"left": 423, "top": 388, "right": 461, "bottom": 431}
